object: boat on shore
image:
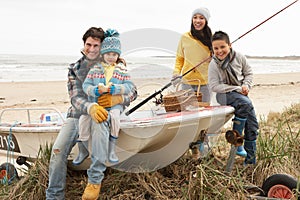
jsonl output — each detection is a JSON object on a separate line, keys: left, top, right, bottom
{"left": 0, "top": 105, "right": 234, "bottom": 176}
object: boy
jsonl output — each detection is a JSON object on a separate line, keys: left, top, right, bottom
{"left": 208, "top": 31, "right": 259, "bottom": 164}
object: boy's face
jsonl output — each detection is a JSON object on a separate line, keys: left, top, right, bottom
{"left": 103, "top": 52, "right": 118, "bottom": 65}
{"left": 83, "top": 37, "right": 101, "bottom": 60}
{"left": 212, "top": 39, "right": 231, "bottom": 61}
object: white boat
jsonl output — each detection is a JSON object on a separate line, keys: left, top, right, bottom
{"left": 0, "top": 105, "right": 234, "bottom": 174}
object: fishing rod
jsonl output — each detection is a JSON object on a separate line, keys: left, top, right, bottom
{"left": 125, "top": 0, "right": 298, "bottom": 116}
{"left": 231, "top": 0, "right": 298, "bottom": 44}
{"left": 125, "top": 57, "right": 211, "bottom": 115}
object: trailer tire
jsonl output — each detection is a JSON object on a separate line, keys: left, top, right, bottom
{"left": 0, "top": 162, "right": 19, "bottom": 184}
{"left": 261, "top": 173, "right": 299, "bottom": 199}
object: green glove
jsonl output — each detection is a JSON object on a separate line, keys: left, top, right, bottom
{"left": 89, "top": 104, "right": 108, "bottom": 123}
{"left": 98, "top": 94, "right": 123, "bottom": 108}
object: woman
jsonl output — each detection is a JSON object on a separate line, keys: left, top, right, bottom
{"left": 173, "top": 7, "right": 213, "bottom": 159}
{"left": 173, "top": 7, "right": 212, "bottom": 103}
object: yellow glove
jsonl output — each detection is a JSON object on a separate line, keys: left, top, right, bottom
{"left": 89, "top": 104, "right": 108, "bottom": 123}
{"left": 98, "top": 94, "right": 123, "bottom": 108}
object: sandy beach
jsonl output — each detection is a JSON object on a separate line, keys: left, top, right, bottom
{"left": 0, "top": 73, "right": 300, "bottom": 121}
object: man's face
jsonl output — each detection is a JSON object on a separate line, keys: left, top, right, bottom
{"left": 83, "top": 37, "right": 101, "bottom": 60}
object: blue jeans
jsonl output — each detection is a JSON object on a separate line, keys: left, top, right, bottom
{"left": 181, "top": 84, "right": 211, "bottom": 103}
{"left": 216, "top": 91, "right": 259, "bottom": 141}
{"left": 46, "top": 118, "right": 109, "bottom": 199}
{"left": 87, "top": 119, "right": 109, "bottom": 184}
{"left": 46, "top": 118, "right": 79, "bottom": 199}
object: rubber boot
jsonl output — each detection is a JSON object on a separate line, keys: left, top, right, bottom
{"left": 108, "top": 135, "right": 119, "bottom": 163}
{"left": 244, "top": 140, "right": 256, "bottom": 165}
{"left": 232, "top": 117, "right": 247, "bottom": 157}
{"left": 199, "top": 141, "right": 204, "bottom": 153}
{"left": 73, "top": 141, "right": 89, "bottom": 166}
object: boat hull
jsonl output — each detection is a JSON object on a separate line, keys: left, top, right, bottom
{"left": 0, "top": 106, "right": 234, "bottom": 172}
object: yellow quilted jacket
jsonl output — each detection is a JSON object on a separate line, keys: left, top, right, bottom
{"left": 173, "top": 32, "right": 211, "bottom": 85}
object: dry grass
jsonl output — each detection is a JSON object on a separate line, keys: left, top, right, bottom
{"left": 1, "top": 103, "right": 300, "bottom": 199}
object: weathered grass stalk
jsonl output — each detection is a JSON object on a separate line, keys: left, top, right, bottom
{"left": 0, "top": 103, "right": 299, "bottom": 199}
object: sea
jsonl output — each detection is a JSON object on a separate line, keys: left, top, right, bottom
{"left": 0, "top": 54, "right": 300, "bottom": 82}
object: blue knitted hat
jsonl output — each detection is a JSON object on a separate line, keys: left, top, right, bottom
{"left": 101, "top": 29, "right": 121, "bottom": 55}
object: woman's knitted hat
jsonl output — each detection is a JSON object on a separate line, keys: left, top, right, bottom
{"left": 191, "top": 7, "right": 210, "bottom": 21}
{"left": 101, "top": 29, "right": 121, "bottom": 55}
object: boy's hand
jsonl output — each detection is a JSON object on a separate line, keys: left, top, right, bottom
{"left": 241, "top": 85, "right": 249, "bottom": 96}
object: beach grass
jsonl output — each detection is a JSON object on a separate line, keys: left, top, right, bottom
{"left": 1, "top": 104, "right": 300, "bottom": 199}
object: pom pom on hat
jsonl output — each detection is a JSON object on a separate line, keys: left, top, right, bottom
{"left": 191, "top": 7, "right": 210, "bottom": 21}
{"left": 101, "top": 29, "right": 121, "bottom": 55}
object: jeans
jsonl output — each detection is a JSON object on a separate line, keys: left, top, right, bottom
{"left": 46, "top": 117, "right": 109, "bottom": 199}
{"left": 46, "top": 118, "right": 79, "bottom": 199}
{"left": 87, "top": 119, "right": 109, "bottom": 184}
{"left": 216, "top": 91, "right": 259, "bottom": 141}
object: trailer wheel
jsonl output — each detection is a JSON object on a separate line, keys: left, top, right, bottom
{"left": 261, "top": 173, "right": 299, "bottom": 199}
{"left": 0, "top": 162, "right": 19, "bottom": 184}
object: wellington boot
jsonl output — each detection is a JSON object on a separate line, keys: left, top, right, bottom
{"left": 73, "top": 141, "right": 89, "bottom": 166}
{"left": 82, "top": 183, "right": 101, "bottom": 200}
{"left": 236, "top": 145, "right": 247, "bottom": 157}
{"left": 108, "top": 135, "right": 119, "bottom": 163}
{"left": 244, "top": 140, "right": 257, "bottom": 164}
{"left": 232, "top": 117, "right": 247, "bottom": 158}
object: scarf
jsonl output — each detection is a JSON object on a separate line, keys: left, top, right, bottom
{"left": 213, "top": 50, "right": 240, "bottom": 86}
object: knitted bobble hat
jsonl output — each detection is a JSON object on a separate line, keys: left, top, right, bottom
{"left": 101, "top": 29, "right": 121, "bottom": 55}
{"left": 191, "top": 7, "right": 210, "bottom": 21}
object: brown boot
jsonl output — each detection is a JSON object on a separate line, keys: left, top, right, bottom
{"left": 82, "top": 183, "right": 101, "bottom": 200}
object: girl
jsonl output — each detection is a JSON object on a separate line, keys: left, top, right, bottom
{"left": 74, "top": 29, "right": 136, "bottom": 165}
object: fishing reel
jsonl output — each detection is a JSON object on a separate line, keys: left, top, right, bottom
{"left": 153, "top": 93, "right": 163, "bottom": 106}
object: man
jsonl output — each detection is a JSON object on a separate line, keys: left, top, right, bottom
{"left": 46, "top": 27, "right": 137, "bottom": 200}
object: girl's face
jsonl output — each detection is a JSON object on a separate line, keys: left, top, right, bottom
{"left": 103, "top": 52, "right": 118, "bottom": 65}
{"left": 212, "top": 39, "right": 231, "bottom": 61}
{"left": 192, "top": 14, "right": 206, "bottom": 31}
{"left": 83, "top": 37, "right": 101, "bottom": 60}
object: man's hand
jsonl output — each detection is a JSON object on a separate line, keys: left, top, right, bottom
{"left": 89, "top": 104, "right": 108, "bottom": 123}
{"left": 98, "top": 94, "right": 123, "bottom": 108}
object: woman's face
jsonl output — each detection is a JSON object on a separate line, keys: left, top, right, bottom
{"left": 192, "top": 14, "right": 206, "bottom": 31}
{"left": 212, "top": 39, "right": 231, "bottom": 61}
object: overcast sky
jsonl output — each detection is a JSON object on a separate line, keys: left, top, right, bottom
{"left": 1, "top": 0, "right": 299, "bottom": 57}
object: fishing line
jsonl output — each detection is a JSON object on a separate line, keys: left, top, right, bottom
{"left": 126, "top": 0, "right": 298, "bottom": 115}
